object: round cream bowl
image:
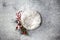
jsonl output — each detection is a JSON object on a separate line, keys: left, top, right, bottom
{"left": 21, "top": 9, "right": 41, "bottom": 30}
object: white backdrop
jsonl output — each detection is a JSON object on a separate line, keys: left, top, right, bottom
{"left": 0, "top": 0, "right": 60, "bottom": 40}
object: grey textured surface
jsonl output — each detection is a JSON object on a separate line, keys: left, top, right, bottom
{"left": 0, "top": 0, "right": 60, "bottom": 40}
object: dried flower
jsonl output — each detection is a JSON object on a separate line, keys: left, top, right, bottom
{"left": 16, "top": 11, "right": 28, "bottom": 35}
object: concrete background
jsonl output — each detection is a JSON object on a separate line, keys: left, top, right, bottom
{"left": 0, "top": 0, "right": 60, "bottom": 40}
